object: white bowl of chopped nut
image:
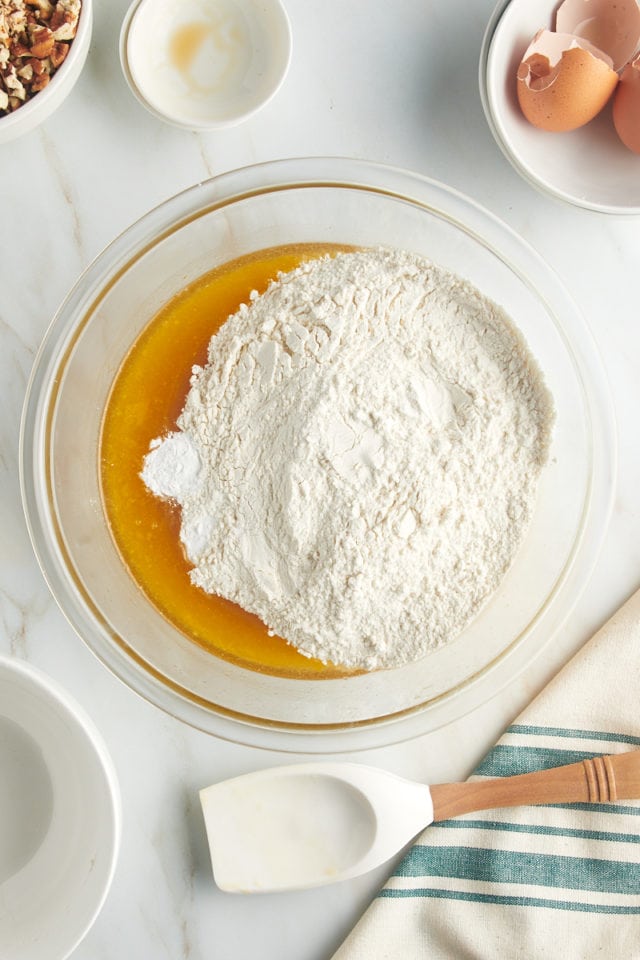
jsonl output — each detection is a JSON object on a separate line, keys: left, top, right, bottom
{"left": 0, "top": 0, "right": 91, "bottom": 143}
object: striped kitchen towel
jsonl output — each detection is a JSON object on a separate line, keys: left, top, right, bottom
{"left": 333, "top": 587, "right": 640, "bottom": 960}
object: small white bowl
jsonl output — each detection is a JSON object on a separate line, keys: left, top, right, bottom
{"left": 0, "top": 656, "right": 120, "bottom": 960}
{"left": 120, "top": 0, "right": 292, "bottom": 130}
{"left": 480, "top": 0, "right": 640, "bottom": 214}
{"left": 0, "top": 0, "right": 93, "bottom": 145}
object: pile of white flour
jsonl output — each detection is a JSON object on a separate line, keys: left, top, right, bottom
{"left": 142, "top": 248, "right": 554, "bottom": 670}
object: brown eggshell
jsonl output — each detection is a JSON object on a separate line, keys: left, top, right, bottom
{"left": 556, "top": 0, "right": 640, "bottom": 72}
{"left": 517, "top": 29, "right": 619, "bottom": 132}
{"left": 613, "top": 56, "right": 640, "bottom": 153}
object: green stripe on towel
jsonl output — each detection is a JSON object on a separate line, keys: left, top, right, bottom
{"left": 378, "top": 888, "right": 640, "bottom": 914}
{"left": 508, "top": 725, "right": 640, "bottom": 747}
{"left": 476, "top": 745, "right": 605, "bottom": 778}
{"left": 543, "top": 802, "right": 640, "bottom": 816}
{"left": 396, "top": 845, "right": 640, "bottom": 895}
{"left": 432, "top": 820, "right": 640, "bottom": 844}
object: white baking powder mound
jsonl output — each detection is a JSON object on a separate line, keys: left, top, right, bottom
{"left": 141, "top": 248, "right": 554, "bottom": 670}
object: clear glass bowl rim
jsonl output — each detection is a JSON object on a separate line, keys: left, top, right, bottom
{"left": 19, "top": 157, "right": 616, "bottom": 752}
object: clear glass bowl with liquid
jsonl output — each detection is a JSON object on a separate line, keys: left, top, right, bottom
{"left": 20, "top": 157, "right": 615, "bottom": 752}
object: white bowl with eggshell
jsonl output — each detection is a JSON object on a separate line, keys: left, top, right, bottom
{"left": 480, "top": 0, "right": 640, "bottom": 213}
{"left": 0, "top": 0, "right": 92, "bottom": 145}
{"left": 119, "top": 0, "right": 292, "bottom": 129}
{"left": 19, "top": 157, "right": 615, "bottom": 752}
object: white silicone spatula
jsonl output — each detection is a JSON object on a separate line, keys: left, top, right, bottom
{"left": 200, "top": 751, "right": 640, "bottom": 893}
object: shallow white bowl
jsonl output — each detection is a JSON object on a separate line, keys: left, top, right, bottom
{"left": 0, "top": 0, "right": 92, "bottom": 145}
{"left": 0, "top": 656, "right": 120, "bottom": 960}
{"left": 480, "top": 0, "right": 640, "bottom": 214}
{"left": 120, "top": 0, "right": 292, "bottom": 129}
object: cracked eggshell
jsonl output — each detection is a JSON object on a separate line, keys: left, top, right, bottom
{"left": 613, "top": 55, "right": 640, "bottom": 151}
{"left": 517, "top": 29, "right": 618, "bottom": 131}
{"left": 556, "top": 0, "right": 640, "bottom": 72}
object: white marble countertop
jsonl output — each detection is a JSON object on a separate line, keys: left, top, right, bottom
{"left": 2, "top": 1, "right": 639, "bottom": 957}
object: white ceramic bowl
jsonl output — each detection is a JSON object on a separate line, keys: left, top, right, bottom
{"left": 120, "top": 0, "right": 292, "bottom": 129}
{"left": 0, "top": 0, "right": 93, "bottom": 145}
{"left": 0, "top": 656, "right": 120, "bottom": 960}
{"left": 480, "top": 0, "right": 640, "bottom": 214}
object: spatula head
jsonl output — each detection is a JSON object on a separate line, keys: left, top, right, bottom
{"left": 199, "top": 762, "right": 433, "bottom": 893}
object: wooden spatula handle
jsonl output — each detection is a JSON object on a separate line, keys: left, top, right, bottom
{"left": 430, "top": 749, "right": 640, "bottom": 822}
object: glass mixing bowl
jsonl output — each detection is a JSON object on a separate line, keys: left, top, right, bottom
{"left": 20, "top": 158, "right": 615, "bottom": 752}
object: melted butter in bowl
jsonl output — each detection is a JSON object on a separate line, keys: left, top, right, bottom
{"left": 100, "top": 244, "right": 357, "bottom": 680}
{"left": 122, "top": 0, "right": 291, "bottom": 129}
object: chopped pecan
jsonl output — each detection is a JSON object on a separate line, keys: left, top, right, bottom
{"left": 9, "top": 39, "right": 30, "bottom": 57}
{"left": 2, "top": 64, "right": 25, "bottom": 99}
{"left": 50, "top": 3, "right": 76, "bottom": 40}
{"left": 27, "top": 54, "right": 46, "bottom": 75}
{"left": 30, "top": 69, "right": 48, "bottom": 91}
{"left": 49, "top": 38, "right": 66, "bottom": 67}
{"left": 47, "top": 4, "right": 64, "bottom": 30}
{"left": 28, "top": 23, "right": 54, "bottom": 56}
{"left": 27, "top": 0, "right": 55, "bottom": 19}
